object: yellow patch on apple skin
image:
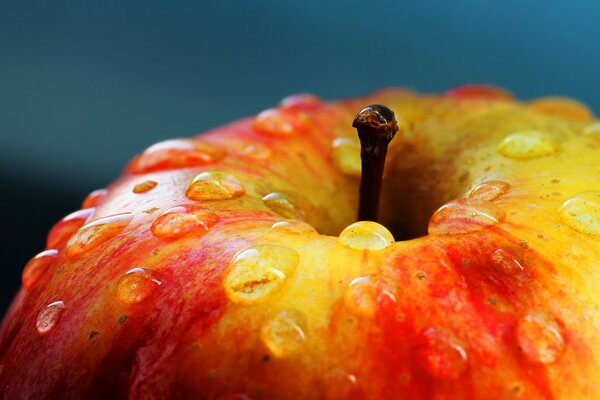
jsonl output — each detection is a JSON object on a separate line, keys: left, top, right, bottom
{"left": 331, "top": 137, "right": 361, "bottom": 177}
{"left": 559, "top": 191, "right": 600, "bottom": 235}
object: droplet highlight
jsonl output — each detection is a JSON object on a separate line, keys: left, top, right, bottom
{"left": 417, "top": 328, "right": 468, "bottom": 380}
{"left": 429, "top": 199, "right": 505, "bottom": 235}
{"left": 469, "top": 180, "right": 511, "bottom": 202}
{"left": 332, "top": 137, "right": 361, "bottom": 177}
{"left": 185, "top": 171, "right": 245, "bottom": 201}
{"left": 36, "top": 301, "right": 65, "bottom": 335}
{"left": 489, "top": 248, "right": 524, "bottom": 275}
{"left": 559, "top": 191, "right": 600, "bottom": 235}
{"left": 117, "top": 268, "right": 162, "bottom": 304}
{"left": 224, "top": 245, "right": 299, "bottom": 304}
{"left": 133, "top": 180, "right": 158, "bottom": 193}
{"left": 497, "top": 130, "right": 558, "bottom": 159}
{"left": 260, "top": 309, "right": 307, "bottom": 358}
{"left": 344, "top": 275, "right": 397, "bottom": 318}
{"left": 338, "top": 221, "right": 394, "bottom": 250}
{"left": 151, "top": 205, "right": 219, "bottom": 240}
{"left": 252, "top": 108, "right": 309, "bottom": 136}
{"left": 66, "top": 213, "right": 133, "bottom": 258}
{"left": 516, "top": 311, "right": 566, "bottom": 364}
{"left": 271, "top": 220, "right": 317, "bottom": 235}
{"left": 22, "top": 249, "right": 58, "bottom": 290}
{"left": 46, "top": 208, "right": 95, "bottom": 249}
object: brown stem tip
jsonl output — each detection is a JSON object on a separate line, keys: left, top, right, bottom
{"left": 353, "top": 104, "right": 398, "bottom": 222}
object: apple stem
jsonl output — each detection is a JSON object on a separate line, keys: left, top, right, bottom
{"left": 353, "top": 104, "right": 398, "bottom": 222}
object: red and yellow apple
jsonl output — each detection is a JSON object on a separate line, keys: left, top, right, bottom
{"left": 1, "top": 86, "right": 599, "bottom": 399}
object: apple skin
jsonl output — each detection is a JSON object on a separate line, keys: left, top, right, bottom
{"left": 1, "top": 87, "right": 600, "bottom": 399}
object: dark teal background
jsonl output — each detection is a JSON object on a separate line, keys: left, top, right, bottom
{"left": 1, "top": 0, "right": 599, "bottom": 311}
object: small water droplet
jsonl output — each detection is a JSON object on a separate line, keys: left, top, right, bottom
{"left": 117, "top": 268, "right": 162, "bottom": 304}
{"left": 469, "top": 180, "right": 511, "bottom": 202}
{"left": 338, "top": 221, "right": 394, "bottom": 250}
{"left": 271, "top": 220, "right": 317, "bottom": 235}
{"left": 224, "top": 245, "right": 299, "bottom": 304}
{"left": 279, "top": 93, "right": 323, "bottom": 111}
{"left": 262, "top": 192, "right": 304, "bottom": 220}
{"left": 82, "top": 189, "right": 107, "bottom": 209}
{"left": 583, "top": 122, "right": 600, "bottom": 141}
{"left": 238, "top": 142, "right": 272, "bottom": 160}
{"left": 497, "top": 131, "right": 558, "bottom": 159}
{"left": 22, "top": 249, "right": 58, "bottom": 290}
{"left": 516, "top": 311, "right": 566, "bottom": 364}
{"left": 151, "top": 205, "right": 219, "bottom": 240}
{"left": 260, "top": 309, "right": 307, "bottom": 358}
{"left": 46, "top": 208, "right": 95, "bottom": 249}
{"left": 133, "top": 180, "right": 158, "bottom": 193}
{"left": 331, "top": 138, "right": 361, "bottom": 177}
{"left": 559, "top": 191, "right": 600, "bottom": 235}
{"left": 489, "top": 249, "right": 524, "bottom": 275}
{"left": 66, "top": 213, "right": 133, "bottom": 258}
{"left": 429, "top": 199, "right": 505, "bottom": 235}
{"left": 527, "top": 97, "right": 594, "bottom": 121}
{"left": 416, "top": 328, "right": 468, "bottom": 380}
{"left": 323, "top": 368, "right": 358, "bottom": 400}
{"left": 185, "top": 171, "right": 245, "bottom": 201}
{"left": 252, "top": 108, "right": 309, "bottom": 136}
{"left": 36, "top": 301, "right": 65, "bottom": 335}
{"left": 128, "top": 139, "right": 226, "bottom": 174}
{"left": 343, "top": 275, "right": 397, "bottom": 318}
{"left": 444, "top": 84, "right": 514, "bottom": 100}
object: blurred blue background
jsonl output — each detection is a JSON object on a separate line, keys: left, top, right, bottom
{"left": 1, "top": 0, "right": 599, "bottom": 311}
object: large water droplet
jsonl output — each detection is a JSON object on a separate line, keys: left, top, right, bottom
{"left": 416, "top": 328, "right": 468, "bottom": 380}
{"left": 36, "top": 301, "right": 65, "bottom": 335}
{"left": 343, "top": 275, "right": 397, "bottom": 318}
{"left": 22, "top": 249, "right": 58, "bottom": 290}
{"left": 66, "top": 213, "right": 133, "bottom": 258}
{"left": 527, "top": 97, "right": 594, "bottom": 121}
{"left": 262, "top": 192, "right": 305, "bottom": 220}
{"left": 516, "top": 311, "right": 566, "bottom": 364}
{"left": 489, "top": 249, "right": 524, "bottom": 275}
{"left": 260, "top": 309, "right": 307, "bottom": 358}
{"left": 331, "top": 138, "right": 361, "bottom": 177}
{"left": 224, "top": 245, "right": 299, "bottom": 304}
{"left": 46, "top": 208, "right": 95, "bottom": 249}
{"left": 444, "top": 84, "right": 514, "bottom": 100}
{"left": 252, "top": 108, "right": 309, "bottom": 136}
{"left": 271, "top": 220, "right": 317, "bottom": 235}
{"left": 185, "top": 171, "right": 245, "bottom": 201}
{"left": 82, "top": 189, "right": 107, "bottom": 209}
{"left": 128, "top": 139, "right": 226, "bottom": 174}
{"left": 559, "top": 191, "right": 600, "bottom": 235}
{"left": 338, "top": 221, "right": 394, "bottom": 250}
{"left": 428, "top": 199, "right": 505, "bottom": 235}
{"left": 279, "top": 93, "right": 323, "bottom": 112}
{"left": 497, "top": 131, "right": 558, "bottom": 159}
{"left": 151, "top": 205, "right": 219, "bottom": 240}
{"left": 117, "top": 268, "right": 162, "bottom": 304}
{"left": 133, "top": 180, "right": 158, "bottom": 194}
{"left": 469, "top": 180, "right": 511, "bottom": 202}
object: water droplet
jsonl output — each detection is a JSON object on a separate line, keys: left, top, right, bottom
{"left": 416, "top": 328, "right": 468, "bottom": 380}
{"left": 36, "top": 301, "right": 65, "bottom": 335}
{"left": 66, "top": 213, "right": 133, "bottom": 258}
{"left": 262, "top": 192, "right": 305, "bottom": 220}
{"left": 252, "top": 108, "right": 309, "bottom": 136}
{"left": 331, "top": 138, "right": 361, "bottom": 177}
{"left": 46, "top": 208, "right": 95, "bottom": 249}
{"left": 338, "top": 221, "right": 394, "bottom": 250}
{"left": 128, "top": 139, "right": 226, "bottom": 174}
{"left": 271, "top": 220, "right": 317, "bottom": 235}
{"left": 238, "top": 142, "right": 272, "bottom": 160}
{"left": 583, "top": 122, "right": 600, "bottom": 141}
{"left": 224, "top": 245, "right": 299, "bottom": 304}
{"left": 117, "top": 268, "right": 162, "bottom": 304}
{"left": 444, "top": 84, "right": 514, "bottom": 100}
{"left": 343, "top": 275, "right": 397, "bottom": 318}
{"left": 516, "top": 311, "right": 566, "bottom": 364}
{"left": 82, "top": 189, "right": 107, "bottom": 209}
{"left": 527, "top": 97, "right": 594, "bottom": 121}
{"left": 279, "top": 93, "right": 323, "bottom": 111}
{"left": 469, "top": 180, "right": 511, "bottom": 202}
{"left": 428, "top": 199, "right": 505, "bottom": 235}
{"left": 323, "top": 369, "right": 358, "bottom": 400}
{"left": 22, "top": 249, "right": 58, "bottom": 290}
{"left": 151, "top": 205, "right": 219, "bottom": 240}
{"left": 559, "top": 191, "right": 600, "bottom": 235}
{"left": 497, "top": 131, "right": 558, "bottom": 159}
{"left": 260, "top": 309, "right": 307, "bottom": 358}
{"left": 489, "top": 249, "right": 524, "bottom": 275}
{"left": 133, "top": 180, "right": 158, "bottom": 193}
{"left": 185, "top": 171, "right": 245, "bottom": 201}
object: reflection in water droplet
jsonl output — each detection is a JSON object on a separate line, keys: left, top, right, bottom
{"left": 133, "top": 180, "right": 158, "bottom": 193}
{"left": 527, "top": 97, "right": 594, "bottom": 121}
{"left": 497, "top": 131, "right": 558, "bottom": 159}
{"left": 469, "top": 180, "right": 511, "bottom": 202}
{"left": 343, "top": 275, "right": 397, "bottom": 318}
{"left": 338, "top": 221, "right": 394, "bottom": 250}
{"left": 260, "top": 309, "right": 307, "bottom": 358}
{"left": 151, "top": 205, "right": 219, "bottom": 240}
{"left": 332, "top": 138, "right": 361, "bottom": 177}
{"left": 128, "top": 139, "right": 226, "bottom": 174}
{"left": 559, "top": 191, "right": 600, "bottom": 235}
{"left": 252, "top": 108, "right": 309, "bottom": 136}
{"left": 516, "top": 311, "right": 566, "bottom": 364}
{"left": 36, "top": 301, "right": 65, "bottom": 335}
{"left": 22, "top": 249, "right": 58, "bottom": 290}
{"left": 224, "top": 245, "right": 299, "bottom": 304}
{"left": 66, "top": 213, "right": 133, "bottom": 258}
{"left": 489, "top": 249, "right": 524, "bottom": 275}
{"left": 428, "top": 200, "right": 505, "bottom": 235}
{"left": 82, "top": 189, "right": 107, "bottom": 209}
{"left": 271, "top": 220, "right": 317, "bottom": 235}
{"left": 47, "top": 208, "right": 95, "bottom": 249}
{"left": 185, "top": 171, "right": 245, "bottom": 201}
{"left": 117, "top": 268, "right": 162, "bottom": 304}
{"left": 417, "top": 328, "right": 468, "bottom": 380}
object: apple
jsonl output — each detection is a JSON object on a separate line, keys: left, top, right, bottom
{"left": 1, "top": 86, "right": 599, "bottom": 399}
